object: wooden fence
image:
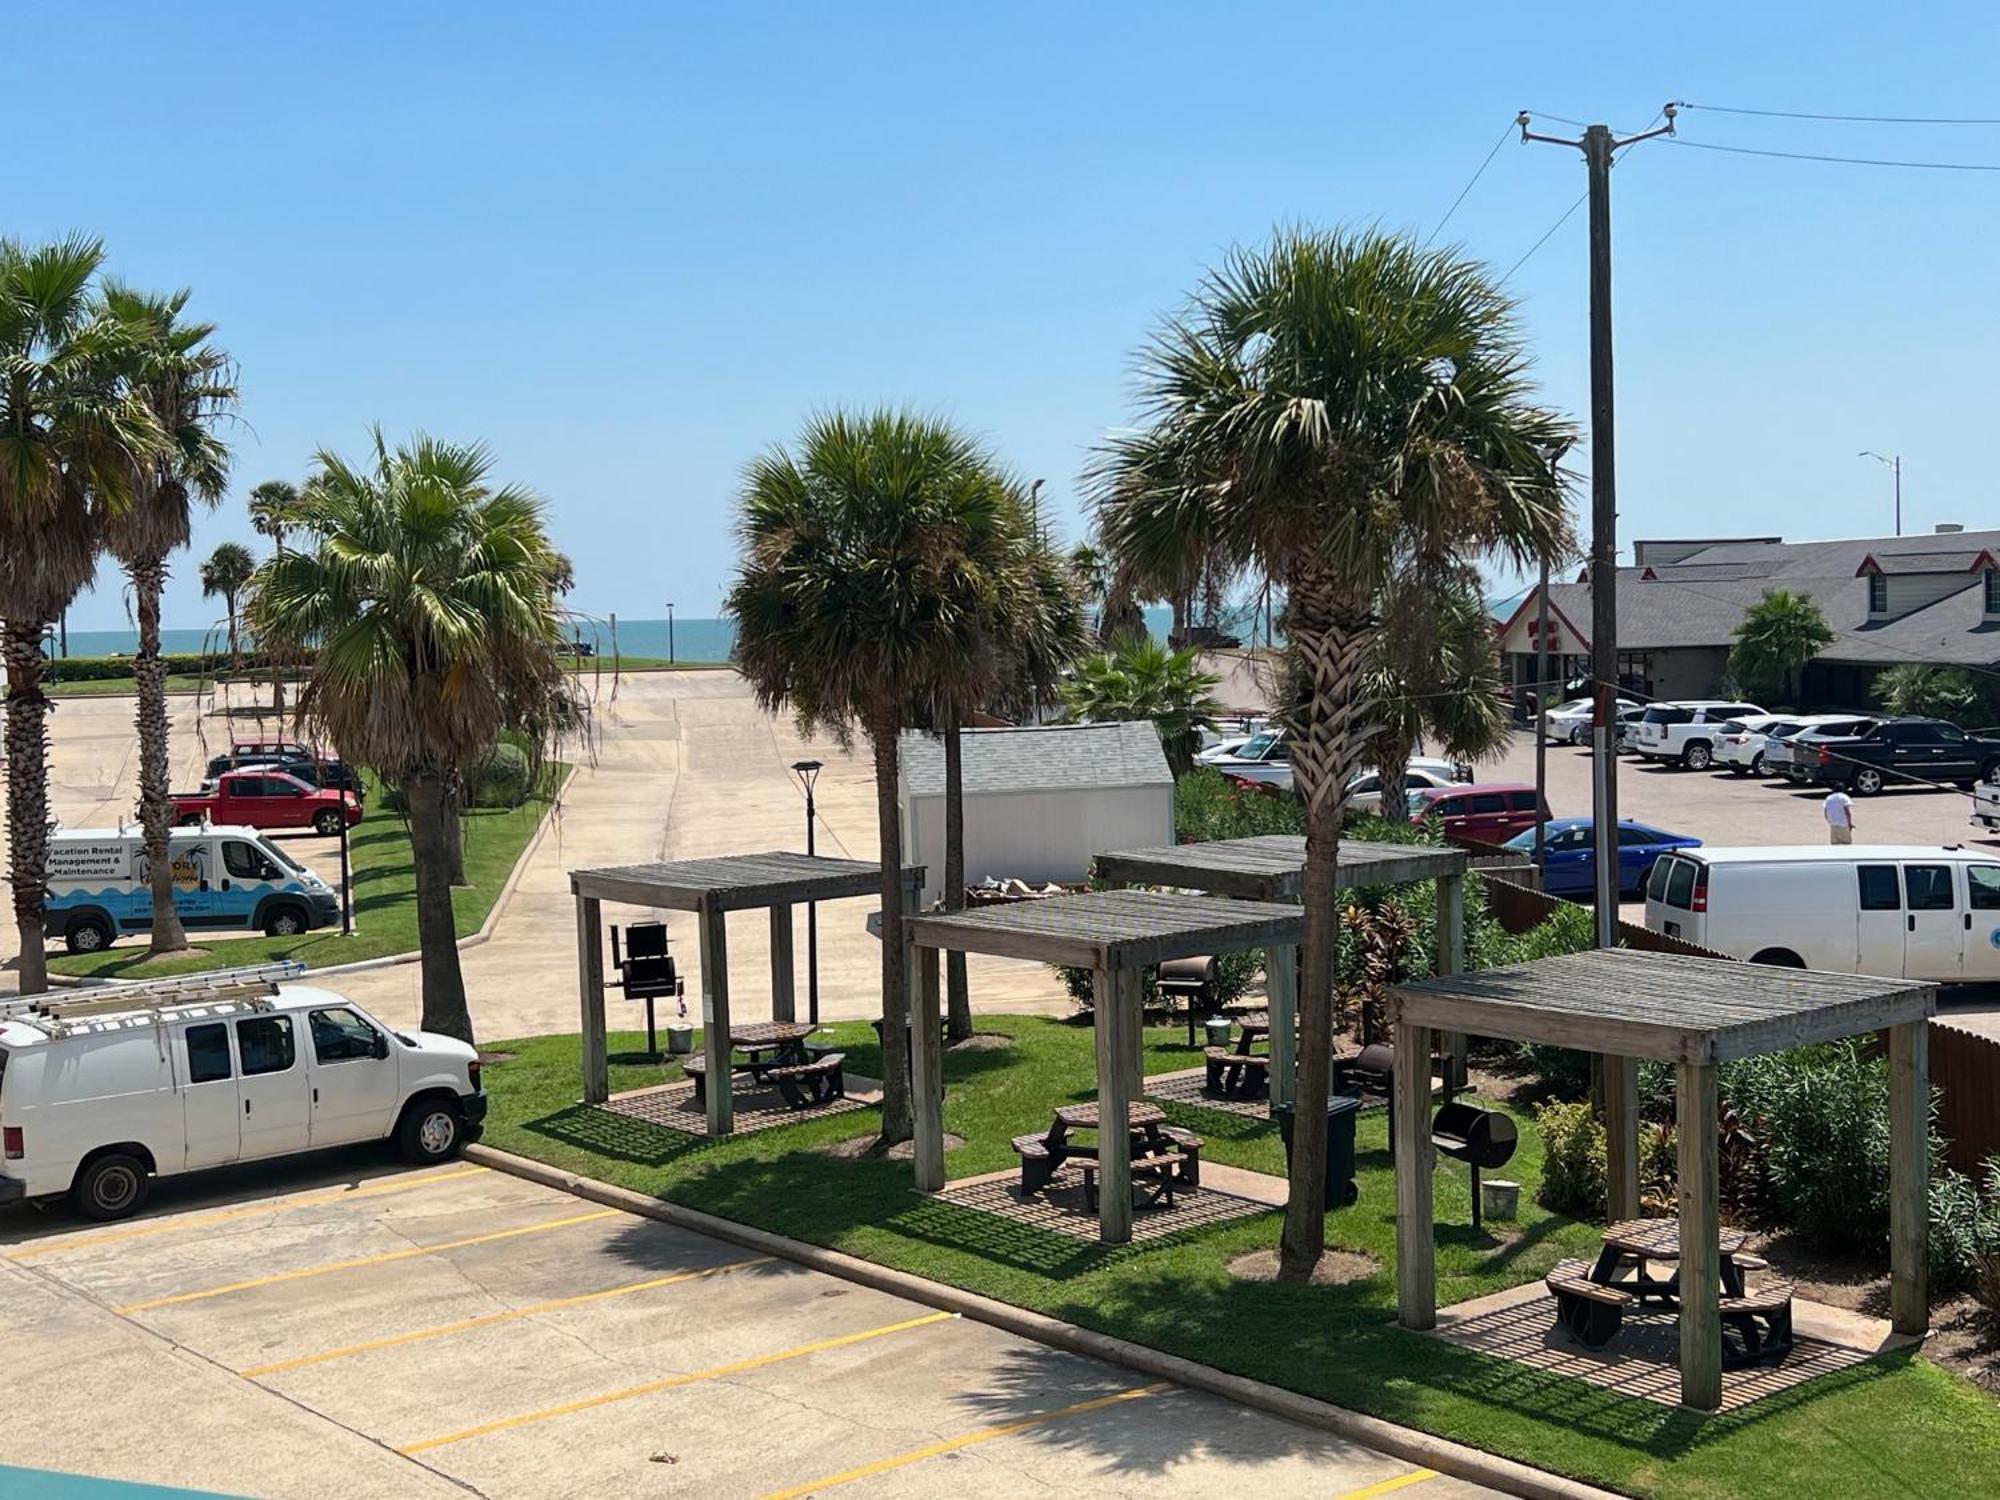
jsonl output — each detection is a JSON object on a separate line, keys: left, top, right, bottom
{"left": 1931, "top": 1023, "right": 2000, "bottom": 1174}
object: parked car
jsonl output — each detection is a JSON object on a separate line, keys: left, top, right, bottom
{"left": 0, "top": 972, "right": 484, "bottom": 1220}
{"left": 1344, "top": 757, "right": 1468, "bottom": 815}
{"left": 44, "top": 826, "right": 340, "bottom": 952}
{"left": 172, "top": 769, "right": 362, "bottom": 836}
{"left": 1408, "top": 782, "right": 1549, "bottom": 844}
{"left": 1204, "top": 727, "right": 1291, "bottom": 792}
{"left": 207, "top": 751, "right": 365, "bottom": 800}
{"left": 1543, "top": 695, "right": 1640, "bottom": 746}
{"left": 1614, "top": 704, "right": 1648, "bottom": 753}
{"left": 1504, "top": 817, "right": 1702, "bottom": 899}
{"left": 1630, "top": 701, "right": 1766, "bottom": 770}
{"left": 1644, "top": 845, "right": 2000, "bottom": 981}
{"left": 1711, "top": 714, "right": 1795, "bottom": 775}
{"left": 1807, "top": 717, "right": 2000, "bottom": 796}
{"left": 1973, "top": 778, "right": 2000, "bottom": 832}
{"left": 231, "top": 738, "right": 317, "bottom": 762}
{"left": 1765, "top": 715, "right": 1876, "bottom": 783}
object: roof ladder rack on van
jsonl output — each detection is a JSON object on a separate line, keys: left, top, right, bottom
{"left": 0, "top": 961, "right": 307, "bottom": 1022}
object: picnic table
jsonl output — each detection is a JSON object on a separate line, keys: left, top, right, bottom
{"left": 1011, "top": 1100, "right": 1202, "bottom": 1208}
{"left": 683, "top": 1022, "right": 847, "bottom": 1109}
{"left": 1204, "top": 1014, "right": 1272, "bottom": 1098}
{"left": 1547, "top": 1216, "right": 1795, "bottom": 1364}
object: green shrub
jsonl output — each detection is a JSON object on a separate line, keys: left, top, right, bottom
{"left": 466, "top": 741, "right": 532, "bottom": 808}
{"left": 1175, "top": 766, "right": 1305, "bottom": 840}
{"left": 1535, "top": 1099, "right": 1606, "bottom": 1215}
{"left": 1720, "top": 1040, "right": 1891, "bottom": 1254}
{"left": 43, "top": 651, "right": 272, "bottom": 683}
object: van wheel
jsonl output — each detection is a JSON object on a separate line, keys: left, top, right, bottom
{"left": 65, "top": 914, "right": 115, "bottom": 954}
{"left": 313, "top": 809, "right": 346, "bottom": 836}
{"left": 1750, "top": 948, "right": 1806, "bottom": 968}
{"left": 396, "top": 1098, "right": 464, "bottom": 1164}
{"left": 72, "top": 1152, "right": 151, "bottom": 1222}
{"left": 1683, "top": 742, "right": 1713, "bottom": 771}
{"left": 263, "top": 905, "right": 308, "bottom": 938}
{"left": 1852, "top": 768, "right": 1885, "bottom": 796}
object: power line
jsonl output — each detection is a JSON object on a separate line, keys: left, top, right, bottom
{"left": 1500, "top": 191, "right": 1586, "bottom": 282}
{"left": 1679, "top": 101, "right": 2000, "bottom": 126}
{"left": 1427, "top": 121, "right": 1515, "bottom": 244}
{"left": 1667, "top": 137, "right": 2000, "bottom": 172}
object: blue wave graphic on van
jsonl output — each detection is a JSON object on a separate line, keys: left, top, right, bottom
{"left": 49, "top": 881, "right": 308, "bottom": 910}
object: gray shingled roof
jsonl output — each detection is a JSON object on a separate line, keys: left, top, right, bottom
{"left": 900, "top": 721, "right": 1173, "bottom": 798}
{"left": 1861, "top": 548, "right": 1995, "bottom": 576}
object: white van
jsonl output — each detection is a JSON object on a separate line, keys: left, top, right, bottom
{"left": 0, "top": 965, "right": 484, "bottom": 1220}
{"left": 1644, "top": 845, "right": 2000, "bottom": 981}
{"left": 47, "top": 825, "right": 340, "bottom": 954}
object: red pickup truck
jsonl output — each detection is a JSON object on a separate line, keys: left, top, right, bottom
{"left": 172, "top": 768, "right": 362, "bottom": 836}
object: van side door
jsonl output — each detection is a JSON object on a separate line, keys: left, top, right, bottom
{"left": 1902, "top": 862, "right": 1964, "bottom": 981}
{"left": 179, "top": 1021, "right": 242, "bottom": 1170}
{"left": 234, "top": 1014, "right": 312, "bottom": 1159}
{"left": 1963, "top": 865, "right": 2000, "bottom": 979}
{"left": 1855, "top": 863, "right": 1904, "bottom": 977}
{"left": 305, "top": 1007, "right": 402, "bottom": 1146}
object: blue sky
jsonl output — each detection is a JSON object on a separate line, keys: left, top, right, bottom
{"left": 16, "top": 2, "right": 2000, "bottom": 631}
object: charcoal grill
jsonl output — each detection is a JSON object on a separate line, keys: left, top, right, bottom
{"left": 1155, "top": 955, "right": 1219, "bottom": 1046}
{"left": 1430, "top": 1101, "right": 1519, "bottom": 1229}
{"left": 609, "top": 921, "right": 685, "bottom": 1057}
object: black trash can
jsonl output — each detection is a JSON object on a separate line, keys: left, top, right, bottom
{"left": 1271, "top": 1094, "right": 1361, "bottom": 1209}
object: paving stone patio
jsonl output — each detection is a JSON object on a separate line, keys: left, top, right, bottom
{"left": 931, "top": 1170, "right": 1275, "bottom": 1245}
{"left": 601, "top": 1074, "right": 878, "bottom": 1138}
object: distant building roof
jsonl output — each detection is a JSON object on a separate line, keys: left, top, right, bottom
{"left": 899, "top": 721, "right": 1173, "bottom": 799}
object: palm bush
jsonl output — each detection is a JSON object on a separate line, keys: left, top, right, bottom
{"left": 1060, "top": 636, "right": 1223, "bottom": 777}
{"left": 1875, "top": 662, "right": 1983, "bottom": 723}
{"left": 1728, "top": 588, "right": 1833, "bottom": 706}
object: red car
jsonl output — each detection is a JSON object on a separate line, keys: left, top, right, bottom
{"left": 172, "top": 768, "right": 362, "bottom": 836}
{"left": 1408, "top": 782, "right": 1549, "bottom": 845}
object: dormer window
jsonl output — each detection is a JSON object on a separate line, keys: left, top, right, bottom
{"left": 1868, "top": 574, "right": 1889, "bottom": 615}
{"left": 1986, "top": 569, "right": 2000, "bottom": 617}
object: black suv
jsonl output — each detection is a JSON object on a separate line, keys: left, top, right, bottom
{"left": 1807, "top": 717, "right": 2000, "bottom": 795}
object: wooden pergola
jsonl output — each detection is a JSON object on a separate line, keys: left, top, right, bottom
{"left": 1093, "top": 835, "right": 1470, "bottom": 1106}
{"left": 904, "top": 889, "right": 1303, "bottom": 1244}
{"left": 571, "top": 853, "right": 921, "bottom": 1136}
{"left": 1386, "top": 948, "right": 1934, "bottom": 1411}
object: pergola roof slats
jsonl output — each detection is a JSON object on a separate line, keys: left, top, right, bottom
{"left": 905, "top": 888, "right": 1304, "bottom": 969}
{"left": 570, "top": 852, "right": 918, "bottom": 912}
{"left": 1093, "top": 835, "right": 1464, "bottom": 901}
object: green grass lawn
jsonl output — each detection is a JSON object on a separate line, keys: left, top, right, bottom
{"left": 47, "top": 675, "right": 219, "bottom": 699}
{"left": 556, "top": 654, "right": 728, "bottom": 671}
{"left": 482, "top": 1017, "right": 2000, "bottom": 1500}
{"left": 49, "top": 772, "right": 559, "bottom": 980}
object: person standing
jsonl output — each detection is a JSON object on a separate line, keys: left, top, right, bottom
{"left": 1825, "top": 788, "right": 1855, "bottom": 845}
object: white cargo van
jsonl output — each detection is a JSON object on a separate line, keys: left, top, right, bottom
{"left": 1643, "top": 845, "right": 2000, "bottom": 981}
{"left": 0, "top": 965, "right": 485, "bottom": 1220}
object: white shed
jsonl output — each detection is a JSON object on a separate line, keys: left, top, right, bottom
{"left": 898, "top": 722, "right": 1176, "bottom": 906}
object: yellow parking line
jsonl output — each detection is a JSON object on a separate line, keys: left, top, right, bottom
{"left": 6, "top": 1165, "right": 489, "bottom": 1261}
{"left": 115, "top": 1209, "right": 619, "bottom": 1313}
{"left": 1335, "top": 1470, "right": 1438, "bottom": 1500}
{"left": 757, "top": 1381, "right": 1170, "bottom": 1500}
{"left": 397, "top": 1310, "right": 954, "bottom": 1455}
{"left": 241, "top": 1255, "right": 774, "bottom": 1377}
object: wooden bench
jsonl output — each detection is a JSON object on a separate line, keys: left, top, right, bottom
{"left": 1011, "top": 1133, "right": 1068, "bottom": 1195}
{"left": 1081, "top": 1152, "right": 1184, "bottom": 1212}
{"left": 1546, "top": 1257, "right": 1633, "bottom": 1350}
{"left": 1720, "top": 1278, "right": 1795, "bottom": 1367}
{"left": 1157, "top": 1124, "right": 1204, "bottom": 1186}
{"left": 1204, "top": 1046, "right": 1269, "bottom": 1098}
{"left": 766, "top": 1052, "right": 846, "bottom": 1109}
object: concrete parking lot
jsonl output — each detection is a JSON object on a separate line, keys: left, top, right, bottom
{"left": 1, "top": 1152, "right": 1494, "bottom": 1500}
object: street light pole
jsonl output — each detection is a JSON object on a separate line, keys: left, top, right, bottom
{"left": 791, "top": 759, "right": 823, "bottom": 1024}
{"left": 1860, "top": 452, "right": 1902, "bottom": 536}
{"left": 666, "top": 601, "right": 676, "bottom": 664}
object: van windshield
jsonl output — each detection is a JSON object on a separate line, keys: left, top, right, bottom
{"left": 262, "top": 841, "right": 305, "bottom": 874}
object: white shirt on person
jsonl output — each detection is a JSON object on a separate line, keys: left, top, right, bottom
{"left": 1824, "top": 791, "right": 1854, "bottom": 829}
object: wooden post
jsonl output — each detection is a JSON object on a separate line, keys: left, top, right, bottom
{"left": 1394, "top": 1022, "right": 1436, "bottom": 1330}
{"left": 1889, "top": 1020, "right": 1930, "bottom": 1338}
{"left": 911, "top": 944, "right": 946, "bottom": 1192}
{"left": 1604, "top": 1055, "right": 1641, "bottom": 1223}
{"left": 698, "top": 902, "right": 733, "bottom": 1137}
{"left": 1125, "top": 966, "right": 1146, "bottom": 1102}
{"left": 769, "top": 904, "right": 795, "bottom": 1023}
{"left": 1677, "top": 1060, "right": 1721, "bottom": 1411}
{"left": 576, "top": 893, "right": 608, "bottom": 1104}
{"left": 1093, "top": 965, "right": 1134, "bottom": 1245}
{"left": 1266, "top": 942, "right": 1298, "bottom": 1111}
{"left": 1435, "top": 871, "right": 1467, "bottom": 1091}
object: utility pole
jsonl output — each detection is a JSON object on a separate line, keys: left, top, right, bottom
{"left": 1860, "top": 451, "right": 1902, "bottom": 536}
{"left": 1520, "top": 104, "right": 1675, "bottom": 949}
{"left": 1533, "top": 555, "right": 1551, "bottom": 881}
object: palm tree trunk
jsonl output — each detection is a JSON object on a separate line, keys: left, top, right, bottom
{"left": 1278, "top": 573, "right": 1378, "bottom": 1281}
{"left": 4, "top": 620, "right": 54, "bottom": 994}
{"left": 871, "top": 708, "right": 913, "bottom": 1144}
{"left": 225, "top": 593, "right": 241, "bottom": 677}
{"left": 444, "top": 772, "right": 468, "bottom": 887}
{"left": 405, "top": 770, "right": 474, "bottom": 1044}
{"left": 134, "top": 557, "right": 190, "bottom": 955}
{"left": 943, "top": 706, "right": 972, "bottom": 1041}
{"left": 1371, "top": 730, "right": 1417, "bottom": 825}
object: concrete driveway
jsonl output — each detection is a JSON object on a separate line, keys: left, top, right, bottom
{"left": 1, "top": 1154, "right": 1494, "bottom": 1500}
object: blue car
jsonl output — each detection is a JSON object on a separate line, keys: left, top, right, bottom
{"left": 1503, "top": 817, "right": 1702, "bottom": 900}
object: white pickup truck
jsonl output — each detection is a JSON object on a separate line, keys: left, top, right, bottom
{"left": 1630, "top": 701, "right": 1767, "bottom": 771}
{"left": 1973, "top": 780, "right": 2000, "bottom": 832}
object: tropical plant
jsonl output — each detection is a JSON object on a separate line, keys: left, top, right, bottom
{"left": 101, "top": 284, "right": 236, "bottom": 956}
{"left": 727, "top": 409, "right": 1010, "bottom": 1145}
{"left": 248, "top": 431, "right": 565, "bottom": 1043}
{"left": 246, "top": 477, "right": 302, "bottom": 714}
{"left": 1097, "top": 226, "right": 1575, "bottom": 1277}
{"left": 200, "top": 541, "right": 257, "bottom": 667}
{"left": 1875, "top": 662, "right": 1981, "bottom": 722}
{"left": 0, "top": 235, "right": 158, "bottom": 991}
{"left": 1059, "top": 636, "right": 1223, "bottom": 777}
{"left": 1728, "top": 588, "right": 1832, "bottom": 706}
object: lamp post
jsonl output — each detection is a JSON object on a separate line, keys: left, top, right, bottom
{"left": 791, "top": 759, "right": 823, "bottom": 1023}
{"left": 666, "top": 601, "right": 676, "bottom": 665}
{"left": 1859, "top": 452, "right": 1902, "bottom": 537}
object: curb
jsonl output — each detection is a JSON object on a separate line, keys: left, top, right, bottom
{"left": 464, "top": 1143, "right": 1626, "bottom": 1500}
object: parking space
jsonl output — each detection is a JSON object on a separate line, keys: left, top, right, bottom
{"left": 2, "top": 1157, "right": 1497, "bottom": 1499}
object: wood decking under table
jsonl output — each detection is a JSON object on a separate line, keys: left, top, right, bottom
{"left": 601, "top": 1076, "right": 870, "bottom": 1137}
{"left": 930, "top": 1173, "right": 1272, "bottom": 1244}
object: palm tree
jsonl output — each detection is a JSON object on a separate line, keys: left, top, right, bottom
{"left": 1875, "top": 662, "right": 1980, "bottom": 721}
{"left": 200, "top": 541, "right": 257, "bottom": 669}
{"left": 247, "top": 478, "right": 300, "bottom": 714}
{"left": 249, "top": 431, "right": 563, "bottom": 1043}
{"left": 728, "top": 409, "right": 1008, "bottom": 1145}
{"left": 1097, "top": 227, "right": 1574, "bottom": 1277}
{"left": 1059, "top": 636, "right": 1224, "bottom": 778}
{"left": 0, "top": 236, "right": 157, "bottom": 991}
{"left": 101, "top": 285, "right": 236, "bottom": 957}
{"left": 1729, "top": 588, "right": 1833, "bottom": 706}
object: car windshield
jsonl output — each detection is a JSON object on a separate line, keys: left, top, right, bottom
{"left": 1502, "top": 827, "right": 1543, "bottom": 851}
{"left": 1238, "top": 731, "right": 1282, "bottom": 759}
{"left": 1407, "top": 791, "right": 1434, "bottom": 816}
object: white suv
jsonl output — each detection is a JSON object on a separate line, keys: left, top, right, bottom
{"left": 1712, "top": 714, "right": 1796, "bottom": 775}
{"left": 1631, "top": 701, "right": 1767, "bottom": 771}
